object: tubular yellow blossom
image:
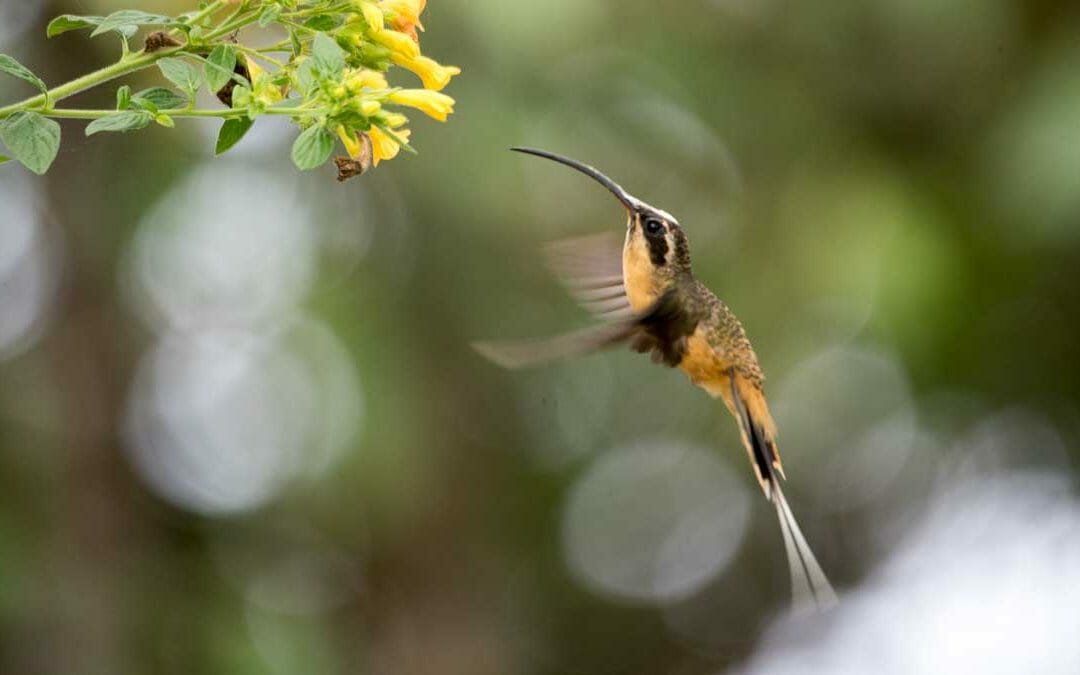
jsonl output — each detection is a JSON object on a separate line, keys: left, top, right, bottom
{"left": 337, "top": 126, "right": 364, "bottom": 159}
{"left": 359, "top": 99, "right": 381, "bottom": 116}
{"left": 390, "top": 53, "right": 461, "bottom": 91}
{"left": 370, "top": 126, "right": 411, "bottom": 166}
{"left": 359, "top": 1, "right": 384, "bottom": 30}
{"left": 381, "top": 0, "right": 426, "bottom": 31}
{"left": 388, "top": 89, "right": 455, "bottom": 121}
{"left": 371, "top": 29, "right": 420, "bottom": 60}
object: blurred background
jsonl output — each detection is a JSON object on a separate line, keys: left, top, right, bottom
{"left": 3, "top": 0, "right": 1080, "bottom": 673}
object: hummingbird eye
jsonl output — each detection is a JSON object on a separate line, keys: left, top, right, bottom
{"left": 644, "top": 217, "right": 665, "bottom": 236}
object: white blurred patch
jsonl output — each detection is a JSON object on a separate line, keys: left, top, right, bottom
{"left": 122, "top": 159, "right": 364, "bottom": 515}
{"left": 735, "top": 472, "right": 1080, "bottom": 675}
{"left": 125, "top": 162, "right": 316, "bottom": 332}
{"left": 0, "top": 175, "right": 59, "bottom": 361}
{"left": 562, "top": 441, "right": 751, "bottom": 604}
{"left": 124, "top": 317, "right": 361, "bottom": 515}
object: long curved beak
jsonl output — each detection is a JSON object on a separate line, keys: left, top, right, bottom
{"left": 512, "top": 147, "right": 639, "bottom": 212}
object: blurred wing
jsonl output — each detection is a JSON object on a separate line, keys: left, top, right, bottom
{"left": 544, "top": 232, "right": 632, "bottom": 321}
{"left": 474, "top": 232, "right": 641, "bottom": 369}
{"left": 472, "top": 320, "right": 639, "bottom": 370}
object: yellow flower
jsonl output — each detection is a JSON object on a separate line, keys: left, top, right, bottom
{"left": 359, "top": 99, "right": 381, "bottom": 116}
{"left": 345, "top": 68, "right": 389, "bottom": 93}
{"left": 371, "top": 29, "right": 420, "bottom": 60}
{"left": 388, "top": 89, "right": 455, "bottom": 121}
{"left": 391, "top": 53, "right": 461, "bottom": 91}
{"left": 337, "top": 126, "right": 365, "bottom": 159}
{"left": 370, "top": 126, "right": 411, "bottom": 166}
{"left": 381, "top": 0, "right": 426, "bottom": 32}
{"left": 358, "top": 1, "right": 384, "bottom": 29}
{"left": 381, "top": 0, "right": 425, "bottom": 24}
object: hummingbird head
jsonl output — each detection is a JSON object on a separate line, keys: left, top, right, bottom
{"left": 511, "top": 147, "right": 693, "bottom": 289}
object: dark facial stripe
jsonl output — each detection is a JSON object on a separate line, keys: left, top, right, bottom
{"left": 641, "top": 218, "right": 669, "bottom": 266}
{"left": 647, "top": 234, "right": 668, "bottom": 266}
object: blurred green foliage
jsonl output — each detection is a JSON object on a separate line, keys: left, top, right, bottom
{"left": 1, "top": 1, "right": 1079, "bottom": 674}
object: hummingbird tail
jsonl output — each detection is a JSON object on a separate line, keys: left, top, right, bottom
{"left": 769, "top": 476, "right": 839, "bottom": 614}
{"left": 726, "top": 368, "right": 838, "bottom": 613}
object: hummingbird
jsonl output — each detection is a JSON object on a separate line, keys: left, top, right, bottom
{"left": 474, "top": 147, "right": 838, "bottom": 613}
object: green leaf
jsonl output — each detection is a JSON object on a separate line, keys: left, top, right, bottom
{"left": 154, "top": 113, "right": 175, "bottom": 128}
{"left": 0, "top": 155, "right": 10, "bottom": 165}
{"left": 157, "top": 57, "right": 203, "bottom": 96}
{"left": 91, "top": 10, "right": 174, "bottom": 37}
{"left": 0, "top": 112, "right": 60, "bottom": 175}
{"left": 215, "top": 117, "right": 254, "bottom": 155}
{"left": 294, "top": 59, "right": 317, "bottom": 95}
{"left": 116, "top": 85, "right": 132, "bottom": 110}
{"left": 132, "top": 87, "right": 187, "bottom": 111}
{"left": 311, "top": 33, "right": 344, "bottom": 79}
{"left": 204, "top": 45, "right": 237, "bottom": 93}
{"left": 0, "top": 54, "right": 47, "bottom": 95}
{"left": 304, "top": 16, "right": 339, "bottom": 31}
{"left": 229, "top": 84, "right": 252, "bottom": 109}
{"left": 258, "top": 5, "right": 282, "bottom": 27}
{"left": 47, "top": 14, "right": 104, "bottom": 38}
{"left": 291, "top": 124, "right": 333, "bottom": 170}
{"left": 85, "top": 111, "right": 153, "bottom": 136}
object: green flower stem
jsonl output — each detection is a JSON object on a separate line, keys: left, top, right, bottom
{"left": 0, "top": 7, "right": 261, "bottom": 122}
{"left": 185, "top": 0, "right": 230, "bottom": 29}
{"left": 284, "top": 3, "right": 352, "bottom": 20}
{"left": 256, "top": 42, "right": 293, "bottom": 53}
{"left": 203, "top": 12, "right": 261, "bottom": 41}
{"left": 43, "top": 106, "right": 323, "bottom": 119}
{"left": 278, "top": 19, "right": 320, "bottom": 35}
{"left": 236, "top": 45, "right": 285, "bottom": 68}
{"left": 0, "top": 46, "right": 185, "bottom": 119}
{"left": 212, "top": 0, "right": 249, "bottom": 29}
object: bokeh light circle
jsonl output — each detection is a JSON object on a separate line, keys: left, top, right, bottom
{"left": 0, "top": 175, "right": 60, "bottom": 361}
{"left": 124, "top": 319, "right": 362, "bottom": 516}
{"left": 562, "top": 440, "right": 751, "bottom": 604}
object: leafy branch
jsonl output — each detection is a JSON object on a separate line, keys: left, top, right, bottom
{"left": 0, "top": 0, "right": 460, "bottom": 179}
